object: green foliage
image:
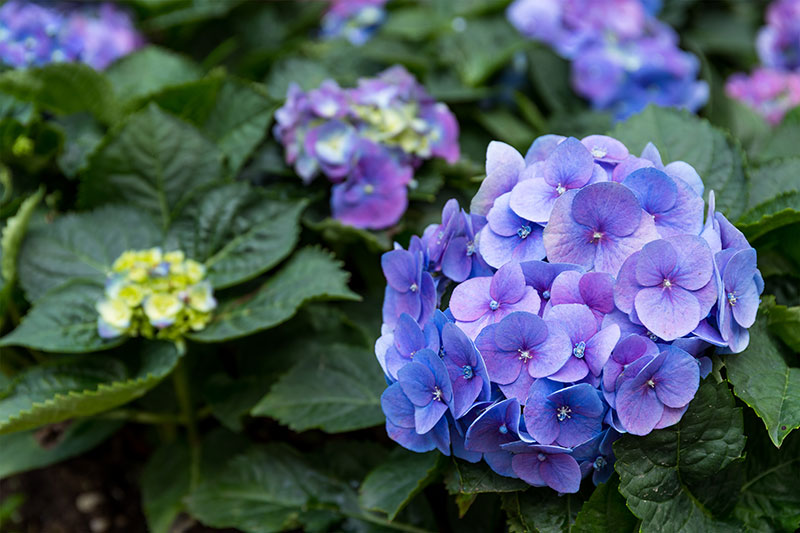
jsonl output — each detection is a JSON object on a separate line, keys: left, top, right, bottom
{"left": 189, "top": 247, "right": 360, "bottom": 342}
{"left": 614, "top": 381, "right": 746, "bottom": 532}
{"left": 725, "top": 299, "right": 800, "bottom": 447}
{"left": 358, "top": 449, "right": 441, "bottom": 520}
{"left": 105, "top": 46, "right": 203, "bottom": 104}
{"left": 502, "top": 488, "right": 585, "bottom": 533}
{"left": 444, "top": 459, "right": 529, "bottom": 495}
{"left": 0, "top": 187, "right": 44, "bottom": 283}
{"left": 141, "top": 440, "right": 191, "bottom": 533}
{"left": 0, "top": 340, "right": 180, "bottom": 434}
{"left": 610, "top": 106, "right": 748, "bottom": 220}
{"left": 251, "top": 344, "right": 385, "bottom": 433}
{"left": 572, "top": 477, "right": 638, "bottom": 533}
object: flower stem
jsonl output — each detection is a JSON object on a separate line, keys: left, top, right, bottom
{"left": 172, "top": 358, "right": 201, "bottom": 489}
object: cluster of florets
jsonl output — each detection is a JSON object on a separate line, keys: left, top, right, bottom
{"left": 376, "top": 134, "right": 762, "bottom": 493}
{"left": 726, "top": 0, "right": 800, "bottom": 124}
{"left": 0, "top": 1, "right": 142, "bottom": 70}
{"left": 320, "top": 0, "right": 388, "bottom": 46}
{"left": 507, "top": 0, "right": 707, "bottom": 121}
{"left": 96, "top": 248, "right": 217, "bottom": 342}
{"left": 274, "top": 65, "right": 459, "bottom": 229}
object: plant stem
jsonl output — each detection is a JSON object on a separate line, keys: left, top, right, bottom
{"left": 95, "top": 409, "right": 188, "bottom": 425}
{"left": 173, "top": 358, "right": 201, "bottom": 489}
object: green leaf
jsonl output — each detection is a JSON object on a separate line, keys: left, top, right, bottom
{"left": 473, "top": 109, "right": 537, "bottom": 153}
{"left": 141, "top": 439, "right": 191, "bottom": 533}
{"left": 725, "top": 300, "right": 800, "bottom": 447}
{"left": 265, "top": 58, "right": 335, "bottom": 101}
{"left": 304, "top": 216, "right": 392, "bottom": 253}
{"left": 0, "top": 419, "right": 122, "bottom": 479}
{"left": 753, "top": 108, "right": 800, "bottom": 162}
{"left": 203, "top": 374, "right": 269, "bottom": 432}
{"left": 0, "top": 340, "right": 180, "bottom": 434}
{"left": 185, "top": 444, "right": 345, "bottom": 533}
{"left": 168, "top": 183, "right": 306, "bottom": 289}
{"left": 358, "top": 449, "right": 441, "bottom": 520}
{"left": 0, "top": 63, "right": 119, "bottom": 125}
{"left": 768, "top": 302, "right": 800, "bottom": 353}
{"left": 188, "top": 247, "right": 359, "bottom": 342}
{"left": 572, "top": 477, "right": 638, "bottom": 533}
{"left": 55, "top": 113, "right": 104, "bottom": 177}
{"left": 614, "top": 380, "right": 746, "bottom": 532}
{"left": 251, "top": 344, "right": 385, "bottom": 433}
{"left": 502, "top": 488, "right": 584, "bottom": 533}
{"left": 1, "top": 186, "right": 44, "bottom": 283}
{"left": 0, "top": 280, "right": 123, "bottom": 353}
{"left": 17, "top": 205, "right": 161, "bottom": 302}
{"left": 610, "top": 106, "right": 748, "bottom": 220}
{"left": 105, "top": 45, "right": 202, "bottom": 104}
{"left": 737, "top": 193, "right": 800, "bottom": 241}
{"left": 81, "top": 104, "right": 224, "bottom": 229}
{"left": 202, "top": 79, "right": 276, "bottom": 176}
{"left": 444, "top": 459, "right": 529, "bottom": 495}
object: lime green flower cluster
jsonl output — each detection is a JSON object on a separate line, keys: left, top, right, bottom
{"left": 353, "top": 102, "right": 435, "bottom": 159}
{"left": 96, "top": 248, "right": 217, "bottom": 341}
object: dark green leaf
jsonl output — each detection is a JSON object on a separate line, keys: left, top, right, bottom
{"left": 725, "top": 300, "right": 800, "bottom": 447}
{"left": 1, "top": 186, "right": 44, "bottom": 283}
{"left": 55, "top": 113, "right": 104, "bottom": 177}
{"left": 81, "top": 104, "right": 224, "bottom": 229}
{"left": 0, "top": 340, "right": 180, "bottom": 434}
{"left": 17, "top": 205, "right": 161, "bottom": 302}
{"left": 572, "top": 477, "right": 639, "bottom": 533}
{"left": 753, "top": 108, "right": 800, "bottom": 162}
{"left": 358, "top": 449, "right": 441, "bottom": 520}
{"left": 0, "top": 419, "right": 122, "bottom": 479}
{"left": 768, "top": 302, "right": 800, "bottom": 353}
{"left": 0, "top": 281, "right": 122, "bottom": 353}
{"left": 204, "top": 374, "right": 269, "bottom": 432}
{"left": 610, "top": 106, "right": 748, "bottom": 220}
{"left": 737, "top": 193, "right": 800, "bottom": 241}
{"left": 106, "top": 45, "right": 202, "bottom": 104}
{"left": 502, "top": 488, "right": 584, "bottom": 533}
{"left": 251, "top": 344, "right": 385, "bottom": 433}
{"left": 141, "top": 439, "right": 191, "bottom": 533}
{"left": 444, "top": 459, "right": 529, "bottom": 495}
{"left": 614, "top": 381, "right": 746, "bottom": 532}
{"left": 168, "top": 183, "right": 306, "bottom": 289}
{"left": 188, "top": 247, "right": 360, "bottom": 342}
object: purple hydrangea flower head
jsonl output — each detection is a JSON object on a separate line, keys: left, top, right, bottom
{"left": 615, "top": 345, "right": 699, "bottom": 435}
{"left": 602, "top": 333, "right": 659, "bottom": 406}
{"left": 472, "top": 141, "right": 527, "bottom": 216}
{"left": 382, "top": 313, "right": 439, "bottom": 381}
{"left": 548, "top": 271, "right": 616, "bottom": 324}
{"left": 423, "top": 199, "right": 492, "bottom": 283}
{"left": 726, "top": 67, "right": 800, "bottom": 125}
{"left": 321, "top": 0, "right": 388, "bottom": 46}
{"left": 331, "top": 140, "right": 411, "bottom": 229}
{"left": 478, "top": 192, "right": 546, "bottom": 268}
{"left": 396, "top": 349, "right": 454, "bottom": 434}
{"left": 440, "top": 323, "right": 491, "bottom": 418}
{"left": 524, "top": 379, "right": 605, "bottom": 447}
{"left": 615, "top": 235, "right": 717, "bottom": 341}
{"left": 572, "top": 428, "right": 620, "bottom": 485}
{"left": 506, "top": 442, "right": 582, "bottom": 493}
{"left": 0, "top": 1, "right": 142, "bottom": 70}
{"left": 449, "top": 263, "right": 541, "bottom": 339}
{"left": 543, "top": 181, "right": 659, "bottom": 275}
{"left": 543, "top": 304, "right": 620, "bottom": 382}
{"left": 475, "top": 312, "right": 572, "bottom": 403}
{"left": 382, "top": 382, "right": 450, "bottom": 454}
{"left": 622, "top": 167, "right": 704, "bottom": 237}
{"left": 464, "top": 398, "right": 520, "bottom": 452}
{"left": 510, "top": 137, "right": 606, "bottom": 224}
{"left": 304, "top": 120, "right": 358, "bottom": 181}
{"left": 421, "top": 103, "right": 460, "bottom": 164}
{"left": 524, "top": 134, "right": 566, "bottom": 164}
{"left": 756, "top": 0, "right": 800, "bottom": 71}
{"left": 381, "top": 247, "right": 436, "bottom": 328}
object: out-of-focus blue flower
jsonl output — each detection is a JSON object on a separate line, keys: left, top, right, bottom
{"left": 321, "top": 0, "right": 388, "bottom": 46}
{"left": 0, "top": 1, "right": 142, "bottom": 70}
{"left": 727, "top": 67, "right": 800, "bottom": 125}
{"left": 757, "top": 0, "right": 800, "bottom": 71}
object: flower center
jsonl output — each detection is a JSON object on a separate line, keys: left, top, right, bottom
{"left": 662, "top": 279, "right": 672, "bottom": 288}
{"left": 727, "top": 292, "right": 738, "bottom": 306}
{"left": 646, "top": 379, "right": 656, "bottom": 388}
{"left": 647, "top": 331, "right": 659, "bottom": 341}
{"left": 537, "top": 453, "right": 547, "bottom": 462}
{"left": 591, "top": 231, "right": 603, "bottom": 243}
{"left": 593, "top": 456, "right": 607, "bottom": 470}
{"left": 409, "top": 282, "right": 418, "bottom": 292}
{"left": 363, "top": 184, "right": 375, "bottom": 194}
{"left": 591, "top": 146, "right": 608, "bottom": 158}
{"left": 556, "top": 405, "right": 572, "bottom": 421}
{"left": 517, "top": 225, "right": 532, "bottom": 239}
{"left": 542, "top": 290, "right": 550, "bottom": 300}
{"left": 556, "top": 184, "right": 566, "bottom": 195}
{"left": 462, "top": 365, "right": 474, "bottom": 379}
{"left": 498, "top": 424, "right": 508, "bottom": 434}
{"left": 489, "top": 299, "right": 500, "bottom": 311}
{"left": 432, "top": 386, "right": 443, "bottom": 402}
{"left": 573, "top": 341, "right": 586, "bottom": 359}
{"left": 466, "top": 241, "right": 475, "bottom": 256}
{"left": 518, "top": 348, "right": 532, "bottom": 362}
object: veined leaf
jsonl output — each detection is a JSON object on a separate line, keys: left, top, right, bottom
{"left": 0, "top": 340, "right": 180, "bottom": 434}
{"left": 0, "top": 187, "right": 44, "bottom": 283}
{"left": 168, "top": 183, "right": 307, "bottom": 289}
{"left": 81, "top": 104, "right": 224, "bottom": 229}
{"left": 572, "top": 477, "right": 638, "bottom": 533}
{"left": 502, "top": 488, "right": 585, "bottom": 533}
{"left": 444, "top": 459, "right": 529, "bottom": 495}
{"left": 614, "top": 381, "right": 746, "bottom": 532}
{"left": 106, "top": 45, "right": 203, "bottom": 104}
{"left": 17, "top": 205, "right": 161, "bottom": 302}
{"left": 358, "top": 449, "right": 441, "bottom": 520}
{"left": 188, "top": 247, "right": 360, "bottom": 343}
{"left": 725, "top": 299, "right": 800, "bottom": 447}
{"left": 251, "top": 344, "right": 384, "bottom": 433}
{"left": 141, "top": 439, "right": 191, "bottom": 533}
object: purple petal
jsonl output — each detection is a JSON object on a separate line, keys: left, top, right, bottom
{"left": 476, "top": 324, "right": 523, "bottom": 385}
{"left": 654, "top": 405, "right": 689, "bottom": 430}
{"left": 581, "top": 135, "right": 629, "bottom": 162}
{"left": 623, "top": 168, "right": 678, "bottom": 215}
{"left": 386, "top": 421, "right": 438, "bottom": 453}
{"left": 509, "top": 177, "right": 560, "bottom": 224}
{"left": 579, "top": 272, "right": 616, "bottom": 315}
{"left": 635, "top": 239, "right": 678, "bottom": 287}
{"left": 724, "top": 249, "right": 759, "bottom": 328}
{"left": 484, "top": 451, "right": 517, "bottom": 477}
{"left": 495, "top": 311, "right": 548, "bottom": 350}
{"left": 635, "top": 286, "right": 701, "bottom": 341}
{"left": 584, "top": 324, "right": 620, "bottom": 376}
{"left": 416, "top": 349, "right": 453, "bottom": 403}
{"left": 571, "top": 182, "right": 642, "bottom": 238}
{"left": 653, "top": 177, "right": 704, "bottom": 237}
{"left": 471, "top": 142, "right": 526, "bottom": 216}
{"left": 499, "top": 371, "right": 536, "bottom": 404}
{"left": 415, "top": 400, "right": 449, "bottom": 434}
{"left": 529, "top": 321, "right": 573, "bottom": 377}
{"left": 668, "top": 235, "right": 713, "bottom": 291}
{"left": 524, "top": 379, "right": 562, "bottom": 444}
{"left": 665, "top": 161, "right": 704, "bottom": 197}
{"left": 441, "top": 235, "right": 473, "bottom": 282}
{"left": 491, "top": 263, "right": 527, "bottom": 304}
{"left": 543, "top": 137, "right": 594, "bottom": 189}
{"left": 381, "top": 250, "right": 418, "bottom": 292}
{"left": 381, "top": 383, "right": 415, "bottom": 428}
{"left": 525, "top": 134, "right": 566, "bottom": 164}
{"left": 613, "top": 252, "right": 641, "bottom": 314}
{"left": 593, "top": 218, "right": 659, "bottom": 276}
{"left": 394, "top": 313, "right": 426, "bottom": 355}
{"left": 464, "top": 398, "right": 520, "bottom": 452}
{"left": 616, "top": 377, "right": 664, "bottom": 436}
{"left": 539, "top": 453, "right": 582, "bottom": 493}
{"left": 398, "top": 361, "right": 436, "bottom": 407}
{"left": 652, "top": 346, "right": 700, "bottom": 408}
{"left": 449, "top": 277, "right": 492, "bottom": 322}
{"left": 544, "top": 304, "right": 597, "bottom": 343}
{"left": 547, "top": 354, "right": 589, "bottom": 383}
{"left": 542, "top": 190, "right": 597, "bottom": 270}
{"left": 487, "top": 192, "right": 525, "bottom": 237}
{"left": 549, "top": 270, "right": 583, "bottom": 306}
{"left": 511, "top": 453, "right": 544, "bottom": 486}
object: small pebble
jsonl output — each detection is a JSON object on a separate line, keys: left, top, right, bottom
{"left": 89, "top": 517, "right": 110, "bottom": 533}
{"left": 75, "top": 491, "right": 104, "bottom": 514}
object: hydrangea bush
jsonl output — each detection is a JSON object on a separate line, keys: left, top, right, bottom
{"left": 508, "top": 0, "right": 707, "bottom": 120}
{"left": 376, "top": 133, "right": 763, "bottom": 493}
{"left": 273, "top": 65, "right": 459, "bottom": 229}
{"left": 0, "top": 0, "right": 142, "bottom": 70}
